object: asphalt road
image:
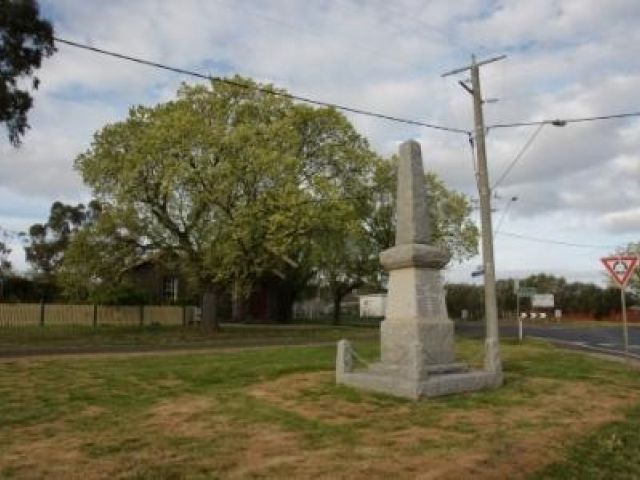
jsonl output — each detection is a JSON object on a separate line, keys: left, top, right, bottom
{"left": 456, "top": 322, "right": 640, "bottom": 360}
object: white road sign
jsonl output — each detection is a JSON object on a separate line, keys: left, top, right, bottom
{"left": 532, "top": 294, "right": 554, "bottom": 308}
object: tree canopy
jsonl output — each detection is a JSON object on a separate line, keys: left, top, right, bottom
{"left": 0, "top": 0, "right": 55, "bottom": 146}
{"left": 61, "top": 76, "right": 479, "bottom": 322}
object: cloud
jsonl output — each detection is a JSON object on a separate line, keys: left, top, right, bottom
{"left": 0, "top": 96, "right": 120, "bottom": 199}
{"left": 1, "top": 0, "right": 638, "bottom": 279}
{"left": 600, "top": 208, "right": 640, "bottom": 233}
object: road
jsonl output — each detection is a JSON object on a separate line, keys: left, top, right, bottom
{"left": 456, "top": 322, "right": 640, "bottom": 360}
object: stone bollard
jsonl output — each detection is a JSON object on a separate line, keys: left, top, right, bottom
{"left": 335, "top": 339, "right": 354, "bottom": 382}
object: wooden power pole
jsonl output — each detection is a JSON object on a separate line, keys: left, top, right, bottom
{"left": 443, "top": 54, "right": 506, "bottom": 376}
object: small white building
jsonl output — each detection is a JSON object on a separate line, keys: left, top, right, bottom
{"left": 359, "top": 294, "right": 387, "bottom": 318}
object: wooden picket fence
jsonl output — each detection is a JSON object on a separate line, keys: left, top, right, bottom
{"left": 0, "top": 303, "right": 198, "bottom": 328}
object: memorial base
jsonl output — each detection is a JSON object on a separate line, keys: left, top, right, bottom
{"left": 336, "top": 340, "right": 502, "bottom": 400}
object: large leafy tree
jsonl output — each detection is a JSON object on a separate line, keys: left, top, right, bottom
{"left": 62, "top": 77, "right": 479, "bottom": 324}
{"left": 0, "top": 0, "right": 55, "bottom": 146}
{"left": 63, "top": 77, "right": 378, "bottom": 326}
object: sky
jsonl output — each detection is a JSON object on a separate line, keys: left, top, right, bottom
{"left": 1, "top": 0, "right": 639, "bottom": 285}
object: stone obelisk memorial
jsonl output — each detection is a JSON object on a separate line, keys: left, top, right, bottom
{"left": 336, "top": 140, "right": 502, "bottom": 399}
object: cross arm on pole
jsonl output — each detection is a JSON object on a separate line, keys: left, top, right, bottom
{"left": 441, "top": 54, "right": 507, "bottom": 77}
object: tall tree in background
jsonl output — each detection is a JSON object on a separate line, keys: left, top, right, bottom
{"left": 0, "top": 240, "right": 10, "bottom": 301}
{"left": 0, "top": 0, "right": 55, "bottom": 146}
{"left": 24, "top": 200, "right": 100, "bottom": 278}
{"left": 0, "top": 240, "right": 11, "bottom": 274}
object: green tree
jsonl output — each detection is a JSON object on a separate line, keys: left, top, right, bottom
{"left": 56, "top": 205, "right": 146, "bottom": 303}
{"left": 311, "top": 197, "right": 377, "bottom": 323}
{"left": 316, "top": 155, "right": 479, "bottom": 323}
{"left": 445, "top": 283, "right": 483, "bottom": 320}
{"left": 0, "top": 0, "right": 55, "bottom": 145}
{"left": 24, "top": 200, "right": 99, "bottom": 278}
{"left": 364, "top": 156, "right": 479, "bottom": 258}
{"left": 64, "top": 77, "right": 378, "bottom": 326}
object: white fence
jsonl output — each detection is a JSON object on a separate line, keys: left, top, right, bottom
{"left": 0, "top": 304, "right": 197, "bottom": 328}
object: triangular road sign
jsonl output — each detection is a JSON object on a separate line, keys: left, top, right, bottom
{"left": 601, "top": 256, "right": 639, "bottom": 287}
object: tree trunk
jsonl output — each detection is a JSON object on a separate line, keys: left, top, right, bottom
{"left": 201, "top": 287, "right": 219, "bottom": 331}
{"left": 332, "top": 281, "right": 363, "bottom": 325}
{"left": 332, "top": 294, "right": 342, "bottom": 325}
{"left": 231, "top": 279, "right": 246, "bottom": 323}
{"left": 270, "top": 280, "right": 295, "bottom": 323}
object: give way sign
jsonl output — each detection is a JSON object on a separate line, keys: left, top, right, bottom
{"left": 600, "top": 256, "right": 639, "bottom": 287}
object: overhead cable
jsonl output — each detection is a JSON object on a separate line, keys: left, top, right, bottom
{"left": 53, "top": 37, "right": 470, "bottom": 135}
{"left": 488, "top": 111, "right": 640, "bottom": 130}
{"left": 493, "top": 197, "right": 518, "bottom": 235}
{"left": 492, "top": 123, "right": 545, "bottom": 190}
{"left": 497, "top": 230, "right": 617, "bottom": 249}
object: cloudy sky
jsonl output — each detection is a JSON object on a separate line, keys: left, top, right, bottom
{"left": 1, "top": 0, "right": 639, "bottom": 284}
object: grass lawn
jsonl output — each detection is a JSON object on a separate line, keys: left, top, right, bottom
{"left": 0, "top": 324, "right": 377, "bottom": 353}
{"left": 1, "top": 337, "right": 640, "bottom": 479}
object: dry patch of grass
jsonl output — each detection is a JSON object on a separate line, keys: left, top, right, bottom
{"left": 241, "top": 372, "right": 638, "bottom": 479}
{"left": 1, "top": 424, "right": 118, "bottom": 480}
{"left": 248, "top": 372, "right": 392, "bottom": 423}
{"left": 145, "top": 395, "right": 217, "bottom": 438}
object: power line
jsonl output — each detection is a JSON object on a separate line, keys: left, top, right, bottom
{"left": 493, "top": 196, "right": 518, "bottom": 235}
{"left": 488, "top": 111, "right": 640, "bottom": 130}
{"left": 53, "top": 37, "right": 470, "bottom": 135}
{"left": 52, "top": 38, "right": 640, "bottom": 136}
{"left": 492, "top": 123, "right": 545, "bottom": 190}
{"left": 497, "top": 230, "right": 617, "bottom": 249}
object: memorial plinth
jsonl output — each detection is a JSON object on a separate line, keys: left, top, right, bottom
{"left": 336, "top": 140, "right": 502, "bottom": 399}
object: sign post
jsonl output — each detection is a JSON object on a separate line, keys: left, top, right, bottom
{"left": 515, "top": 286, "right": 536, "bottom": 343}
{"left": 514, "top": 280, "right": 521, "bottom": 342}
{"left": 600, "top": 256, "right": 639, "bottom": 361}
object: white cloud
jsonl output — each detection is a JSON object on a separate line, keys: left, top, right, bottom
{"left": 600, "top": 208, "right": 640, "bottom": 233}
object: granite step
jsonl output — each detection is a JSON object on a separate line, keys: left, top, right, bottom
{"left": 367, "top": 361, "right": 469, "bottom": 376}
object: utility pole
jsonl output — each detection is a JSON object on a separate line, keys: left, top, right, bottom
{"left": 443, "top": 54, "right": 506, "bottom": 377}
